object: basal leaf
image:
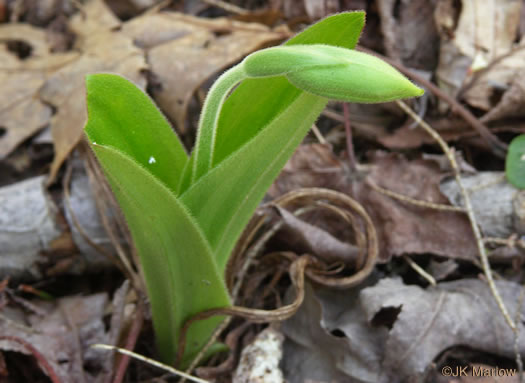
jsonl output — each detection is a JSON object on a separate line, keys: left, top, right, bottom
{"left": 181, "top": 92, "right": 327, "bottom": 270}
{"left": 180, "top": 12, "right": 366, "bottom": 268}
{"left": 88, "top": 144, "right": 230, "bottom": 365}
{"left": 83, "top": 11, "right": 423, "bottom": 369}
{"left": 85, "top": 74, "right": 188, "bottom": 193}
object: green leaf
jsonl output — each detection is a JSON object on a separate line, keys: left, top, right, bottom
{"left": 85, "top": 74, "right": 188, "bottom": 194}
{"left": 83, "top": 11, "right": 424, "bottom": 369}
{"left": 506, "top": 134, "right": 525, "bottom": 189}
{"left": 212, "top": 12, "right": 364, "bottom": 165}
{"left": 179, "top": 12, "right": 366, "bottom": 266}
{"left": 182, "top": 92, "right": 327, "bottom": 270}
{"left": 90, "top": 144, "right": 230, "bottom": 365}
{"left": 182, "top": 11, "right": 365, "bottom": 192}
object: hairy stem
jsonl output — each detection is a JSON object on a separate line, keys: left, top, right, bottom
{"left": 192, "top": 64, "right": 247, "bottom": 183}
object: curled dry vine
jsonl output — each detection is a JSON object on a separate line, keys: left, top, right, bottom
{"left": 177, "top": 187, "right": 378, "bottom": 374}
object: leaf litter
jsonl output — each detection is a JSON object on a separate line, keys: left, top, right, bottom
{"left": 2, "top": 0, "right": 525, "bottom": 382}
{"left": 271, "top": 145, "right": 480, "bottom": 262}
{"left": 282, "top": 277, "right": 525, "bottom": 383}
{"left": 120, "top": 11, "right": 287, "bottom": 134}
{"left": 0, "top": 0, "right": 285, "bottom": 183}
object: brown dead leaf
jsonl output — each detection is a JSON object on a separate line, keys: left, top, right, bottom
{"left": 268, "top": 143, "right": 347, "bottom": 198}
{"left": 2, "top": 0, "right": 286, "bottom": 181}
{"left": 69, "top": 0, "right": 121, "bottom": 37}
{"left": 377, "top": 0, "right": 439, "bottom": 70}
{"left": 435, "top": 0, "right": 522, "bottom": 108}
{"left": 0, "top": 23, "right": 51, "bottom": 58}
{"left": 358, "top": 153, "right": 478, "bottom": 261}
{"left": 43, "top": 0, "right": 146, "bottom": 183}
{"left": 0, "top": 24, "right": 76, "bottom": 159}
{"left": 121, "top": 12, "right": 287, "bottom": 133}
{"left": 232, "top": 9, "right": 283, "bottom": 27}
{"left": 379, "top": 116, "right": 525, "bottom": 152}
{"left": 428, "top": 259, "right": 459, "bottom": 281}
{"left": 0, "top": 68, "right": 51, "bottom": 159}
{"left": 303, "top": 0, "right": 338, "bottom": 20}
{"left": 273, "top": 206, "right": 360, "bottom": 267}
{"left": 463, "top": 44, "right": 525, "bottom": 114}
{"left": 271, "top": 146, "right": 479, "bottom": 262}
{"left": 282, "top": 277, "right": 525, "bottom": 383}
{"left": 361, "top": 277, "right": 525, "bottom": 381}
{"left": 378, "top": 117, "right": 486, "bottom": 154}
{"left": 281, "top": 0, "right": 307, "bottom": 21}
{"left": 0, "top": 0, "right": 144, "bottom": 180}
{"left": 478, "top": 66, "right": 525, "bottom": 123}
{"left": 440, "top": 172, "right": 519, "bottom": 239}
{"left": 282, "top": 281, "right": 386, "bottom": 383}
{"left": 378, "top": 122, "right": 440, "bottom": 149}
{"left": 0, "top": 293, "right": 109, "bottom": 382}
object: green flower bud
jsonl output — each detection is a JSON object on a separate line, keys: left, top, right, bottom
{"left": 242, "top": 44, "right": 423, "bottom": 103}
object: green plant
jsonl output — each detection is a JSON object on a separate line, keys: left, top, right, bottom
{"left": 84, "top": 11, "right": 423, "bottom": 366}
{"left": 506, "top": 135, "right": 525, "bottom": 189}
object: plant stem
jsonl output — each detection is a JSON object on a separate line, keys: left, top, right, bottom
{"left": 192, "top": 64, "right": 247, "bottom": 183}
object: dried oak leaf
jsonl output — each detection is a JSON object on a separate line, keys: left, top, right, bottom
{"left": 0, "top": 293, "right": 108, "bottom": 383}
{"left": 378, "top": 117, "right": 464, "bottom": 150}
{"left": 273, "top": 206, "right": 360, "bottom": 267}
{"left": 480, "top": 67, "right": 525, "bottom": 123}
{"left": 303, "top": 0, "right": 339, "bottom": 20}
{"left": 440, "top": 172, "right": 518, "bottom": 239}
{"left": 435, "top": 0, "right": 521, "bottom": 107}
{"left": 120, "top": 12, "right": 287, "bottom": 133}
{"left": 0, "top": 24, "right": 76, "bottom": 159}
{"left": 282, "top": 277, "right": 525, "bottom": 383}
{"left": 268, "top": 143, "right": 347, "bottom": 198}
{"left": 464, "top": 44, "right": 525, "bottom": 114}
{"left": 358, "top": 152, "right": 478, "bottom": 261}
{"left": 360, "top": 277, "right": 525, "bottom": 381}
{"left": 281, "top": 281, "right": 386, "bottom": 383}
{"left": 271, "top": 147, "right": 478, "bottom": 262}
{"left": 43, "top": 0, "right": 146, "bottom": 182}
{"left": 377, "top": 0, "right": 439, "bottom": 70}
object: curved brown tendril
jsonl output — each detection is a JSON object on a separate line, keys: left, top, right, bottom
{"left": 175, "top": 255, "right": 311, "bottom": 366}
{"left": 177, "top": 188, "right": 378, "bottom": 367}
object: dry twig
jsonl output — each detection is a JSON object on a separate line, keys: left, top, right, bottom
{"left": 396, "top": 100, "right": 516, "bottom": 332}
{"left": 201, "top": 0, "right": 248, "bottom": 15}
{"left": 403, "top": 255, "right": 437, "bottom": 286}
{"left": 368, "top": 181, "right": 466, "bottom": 212}
{"left": 91, "top": 344, "right": 210, "bottom": 383}
{"left": 358, "top": 47, "right": 507, "bottom": 158}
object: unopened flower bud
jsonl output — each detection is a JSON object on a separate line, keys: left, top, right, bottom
{"left": 243, "top": 44, "right": 423, "bottom": 103}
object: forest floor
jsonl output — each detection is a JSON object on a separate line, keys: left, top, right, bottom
{"left": 2, "top": 0, "right": 525, "bottom": 382}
